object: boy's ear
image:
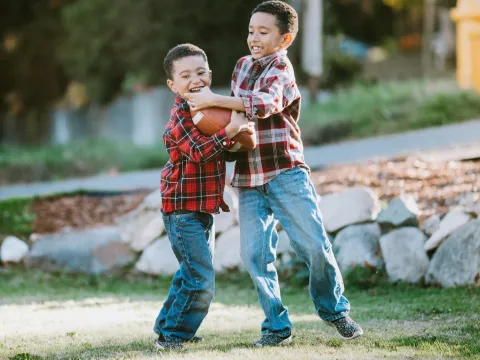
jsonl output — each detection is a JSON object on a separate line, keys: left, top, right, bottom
{"left": 166, "top": 79, "right": 177, "bottom": 93}
{"left": 209, "top": 70, "right": 212, "bottom": 82}
{"left": 281, "top": 33, "right": 294, "bottom": 49}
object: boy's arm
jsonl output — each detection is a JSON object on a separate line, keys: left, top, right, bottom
{"left": 168, "top": 115, "right": 232, "bottom": 164}
{"left": 240, "top": 63, "right": 297, "bottom": 119}
{"left": 184, "top": 88, "right": 246, "bottom": 112}
{"left": 184, "top": 62, "right": 297, "bottom": 119}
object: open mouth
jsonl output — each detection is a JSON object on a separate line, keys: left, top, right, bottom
{"left": 189, "top": 86, "right": 204, "bottom": 93}
{"left": 251, "top": 46, "right": 262, "bottom": 53}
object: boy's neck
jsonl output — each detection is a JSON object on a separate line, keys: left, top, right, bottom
{"left": 254, "top": 49, "right": 287, "bottom": 61}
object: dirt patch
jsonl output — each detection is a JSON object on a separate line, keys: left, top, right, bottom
{"left": 28, "top": 156, "right": 479, "bottom": 234}
{"left": 311, "top": 156, "right": 479, "bottom": 220}
{"left": 32, "top": 192, "right": 149, "bottom": 234}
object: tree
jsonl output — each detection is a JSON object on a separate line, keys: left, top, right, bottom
{"left": 59, "top": 0, "right": 261, "bottom": 105}
{"left": 0, "top": 0, "right": 67, "bottom": 144}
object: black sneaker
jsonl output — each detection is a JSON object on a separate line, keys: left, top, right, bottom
{"left": 254, "top": 333, "right": 293, "bottom": 347}
{"left": 325, "top": 316, "right": 363, "bottom": 340}
{"left": 154, "top": 334, "right": 185, "bottom": 350}
{"left": 189, "top": 335, "right": 204, "bottom": 343}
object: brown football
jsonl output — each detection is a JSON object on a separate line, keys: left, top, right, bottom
{"left": 191, "top": 107, "right": 256, "bottom": 152}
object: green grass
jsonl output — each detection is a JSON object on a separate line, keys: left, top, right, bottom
{"left": 301, "top": 80, "right": 480, "bottom": 145}
{"left": 1, "top": 269, "right": 479, "bottom": 359}
{"left": 0, "top": 139, "right": 168, "bottom": 185}
{"left": 0, "top": 198, "right": 35, "bottom": 239}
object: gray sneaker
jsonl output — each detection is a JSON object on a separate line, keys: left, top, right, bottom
{"left": 325, "top": 316, "right": 363, "bottom": 340}
{"left": 254, "top": 333, "right": 293, "bottom": 347}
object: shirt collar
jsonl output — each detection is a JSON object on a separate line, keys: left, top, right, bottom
{"left": 174, "top": 94, "right": 189, "bottom": 111}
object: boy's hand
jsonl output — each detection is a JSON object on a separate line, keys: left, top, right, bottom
{"left": 225, "top": 111, "right": 255, "bottom": 139}
{"left": 184, "top": 87, "right": 217, "bottom": 111}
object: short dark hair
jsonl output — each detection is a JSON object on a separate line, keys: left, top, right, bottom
{"left": 252, "top": 1, "right": 298, "bottom": 37}
{"left": 163, "top": 43, "right": 208, "bottom": 79}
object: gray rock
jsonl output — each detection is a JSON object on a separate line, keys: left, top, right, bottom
{"left": 215, "top": 186, "right": 239, "bottom": 234}
{"left": 25, "top": 227, "right": 136, "bottom": 274}
{"left": 214, "top": 226, "right": 244, "bottom": 272}
{"left": 333, "top": 223, "right": 383, "bottom": 273}
{"left": 116, "top": 208, "right": 165, "bottom": 251}
{"left": 142, "top": 189, "right": 162, "bottom": 210}
{"left": 377, "top": 195, "right": 419, "bottom": 228}
{"left": 424, "top": 207, "right": 472, "bottom": 251}
{"left": 318, "top": 187, "right": 381, "bottom": 233}
{"left": 457, "top": 193, "right": 479, "bottom": 215}
{"left": 135, "top": 236, "right": 179, "bottom": 275}
{"left": 380, "top": 227, "right": 429, "bottom": 284}
{"left": 426, "top": 220, "right": 480, "bottom": 288}
{"left": 1, "top": 236, "right": 29, "bottom": 263}
{"left": 420, "top": 214, "right": 441, "bottom": 237}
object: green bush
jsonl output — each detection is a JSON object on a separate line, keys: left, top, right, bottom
{"left": 300, "top": 81, "right": 480, "bottom": 145}
{"left": 0, "top": 139, "right": 169, "bottom": 184}
{"left": 320, "top": 51, "right": 364, "bottom": 90}
{"left": 0, "top": 198, "right": 35, "bottom": 238}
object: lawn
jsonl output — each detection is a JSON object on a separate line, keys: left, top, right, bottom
{"left": 1, "top": 269, "right": 479, "bottom": 359}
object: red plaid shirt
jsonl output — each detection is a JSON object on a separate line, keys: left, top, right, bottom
{"left": 228, "top": 50, "right": 308, "bottom": 188}
{"left": 161, "top": 95, "right": 233, "bottom": 214}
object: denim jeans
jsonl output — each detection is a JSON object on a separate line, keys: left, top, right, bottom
{"left": 153, "top": 211, "right": 215, "bottom": 341}
{"left": 238, "top": 166, "right": 350, "bottom": 337}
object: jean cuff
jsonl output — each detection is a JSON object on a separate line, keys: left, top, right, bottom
{"left": 321, "top": 311, "right": 349, "bottom": 322}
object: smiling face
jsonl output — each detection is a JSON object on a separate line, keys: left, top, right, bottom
{"left": 247, "top": 12, "right": 292, "bottom": 60}
{"left": 167, "top": 55, "right": 212, "bottom": 96}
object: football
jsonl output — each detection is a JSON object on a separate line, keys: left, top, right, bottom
{"left": 191, "top": 107, "right": 256, "bottom": 152}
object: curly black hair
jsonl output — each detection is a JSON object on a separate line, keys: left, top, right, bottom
{"left": 252, "top": 0, "right": 298, "bottom": 36}
{"left": 163, "top": 43, "right": 208, "bottom": 80}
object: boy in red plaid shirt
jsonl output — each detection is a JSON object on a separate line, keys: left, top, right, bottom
{"left": 154, "top": 44, "right": 253, "bottom": 351}
{"left": 184, "top": 1, "right": 363, "bottom": 346}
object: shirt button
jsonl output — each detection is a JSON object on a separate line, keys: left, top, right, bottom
{"left": 222, "top": 141, "right": 227, "bottom": 145}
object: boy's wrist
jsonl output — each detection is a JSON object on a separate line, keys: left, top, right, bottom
{"left": 212, "top": 94, "right": 222, "bottom": 107}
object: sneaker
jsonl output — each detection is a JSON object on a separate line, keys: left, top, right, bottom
{"left": 154, "top": 334, "right": 185, "bottom": 350}
{"left": 254, "top": 333, "right": 293, "bottom": 347}
{"left": 325, "top": 316, "right": 363, "bottom": 340}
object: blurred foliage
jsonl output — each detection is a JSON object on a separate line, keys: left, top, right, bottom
{"left": 0, "top": 197, "right": 35, "bottom": 239}
{"left": 59, "top": 0, "right": 260, "bottom": 104}
{"left": 0, "top": 139, "right": 169, "bottom": 184}
{"left": 320, "top": 51, "right": 363, "bottom": 89}
{"left": 0, "top": 0, "right": 68, "bottom": 143}
{"left": 301, "top": 80, "right": 480, "bottom": 145}
{"left": 0, "top": 0, "right": 461, "bottom": 144}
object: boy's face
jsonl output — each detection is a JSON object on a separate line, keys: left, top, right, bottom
{"left": 248, "top": 12, "right": 293, "bottom": 60}
{"left": 167, "top": 55, "right": 212, "bottom": 96}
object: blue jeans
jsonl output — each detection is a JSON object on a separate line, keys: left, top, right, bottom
{"left": 153, "top": 211, "right": 215, "bottom": 341}
{"left": 238, "top": 166, "right": 350, "bottom": 337}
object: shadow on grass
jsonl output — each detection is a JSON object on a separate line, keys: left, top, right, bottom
{"left": 8, "top": 331, "right": 258, "bottom": 360}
